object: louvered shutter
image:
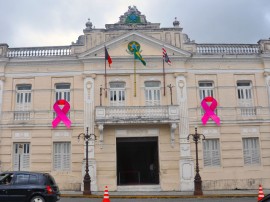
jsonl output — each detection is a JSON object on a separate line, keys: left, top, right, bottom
{"left": 243, "top": 138, "right": 260, "bottom": 165}
{"left": 203, "top": 139, "right": 221, "bottom": 167}
{"left": 53, "top": 142, "right": 70, "bottom": 171}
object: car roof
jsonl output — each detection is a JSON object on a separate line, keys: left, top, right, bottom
{"left": 0, "top": 171, "right": 49, "bottom": 175}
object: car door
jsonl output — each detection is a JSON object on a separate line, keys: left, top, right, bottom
{"left": 7, "top": 173, "right": 30, "bottom": 202}
{"left": 0, "top": 184, "right": 9, "bottom": 202}
{"left": 0, "top": 173, "right": 14, "bottom": 202}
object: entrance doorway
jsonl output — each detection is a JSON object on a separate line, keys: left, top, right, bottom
{"left": 117, "top": 137, "right": 159, "bottom": 185}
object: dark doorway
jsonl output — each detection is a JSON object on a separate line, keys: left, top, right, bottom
{"left": 117, "top": 137, "right": 159, "bottom": 185}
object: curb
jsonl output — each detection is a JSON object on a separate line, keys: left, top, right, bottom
{"left": 60, "top": 194, "right": 257, "bottom": 199}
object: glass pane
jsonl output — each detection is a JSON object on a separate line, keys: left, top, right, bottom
{"left": 56, "top": 83, "right": 70, "bottom": 89}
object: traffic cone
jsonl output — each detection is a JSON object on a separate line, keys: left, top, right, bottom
{"left": 102, "top": 186, "right": 110, "bottom": 202}
{"left": 258, "top": 184, "right": 264, "bottom": 201}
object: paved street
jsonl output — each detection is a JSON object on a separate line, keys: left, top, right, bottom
{"left": 59, "top": 197, "right": 257, "bottom": 202}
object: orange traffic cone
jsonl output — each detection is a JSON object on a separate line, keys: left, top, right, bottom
{"left": 258, "top": 184, "right": 265, "bottom": 201}
{"left": 102, "top": 186, "right": 110, "bottom": 202}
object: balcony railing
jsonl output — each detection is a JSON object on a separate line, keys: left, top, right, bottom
{"left": 197, "top": 44, "right": 260, "bottom": 55}
{"left": 95, "top": 105, "right": 180, "bottom": 125}
{"left": 7, "top": 46, "right": 71, "bottom": 58}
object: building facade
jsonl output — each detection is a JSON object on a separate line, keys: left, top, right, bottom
{"left": 0, "top": 6, "right": 270, "bottom": 191}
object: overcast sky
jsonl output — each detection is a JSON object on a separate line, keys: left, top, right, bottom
{"left": 0, "top": 0, "right": 269, "bottom": 47}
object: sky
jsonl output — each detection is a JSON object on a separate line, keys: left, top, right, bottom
{"left": 0, "top": 0, "right": 269, "bottom": 47}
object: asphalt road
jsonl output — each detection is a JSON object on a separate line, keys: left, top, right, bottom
{"left": 59, "top": 197, "right": 257, "bottom": 202}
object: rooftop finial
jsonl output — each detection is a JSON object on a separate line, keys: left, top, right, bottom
{"left": 173, "top": 17, "right": 180, "bottom": 27}
{"left": 85, "top": 18, "right": 93, "bottom": 30}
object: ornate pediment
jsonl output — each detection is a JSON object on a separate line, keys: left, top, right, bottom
{"left": 78, "top": 31, "right": 192, "bottom": 59}
{"left": 105, "top": 6, "right": 160, "bottom": 30}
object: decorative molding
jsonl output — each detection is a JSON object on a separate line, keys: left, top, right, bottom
{"left": 53, "top": 131, "right": 71, "bottom": 139}
{"left": 202, "top": 128, "right": 220, "bottom": 138}
{"left": 12, "top": 131, "right": 31, "bottom": 140}
{"left": 241, "top": 127, "right": 259, "bottom": 137}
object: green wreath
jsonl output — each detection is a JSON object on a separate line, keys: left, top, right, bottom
{"left": 128, "top": 41, "right": 141, "bottom": 53}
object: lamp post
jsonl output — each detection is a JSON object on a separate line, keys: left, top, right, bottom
{"left": 78, "top": 127, "right": 96, "bottom": 195}
{"left": 187, "top": 127, "right": 205, "bottom": 195}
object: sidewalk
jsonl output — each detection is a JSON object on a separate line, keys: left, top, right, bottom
{"left": 60, "top": 189, "right": 270, "bottom": 198}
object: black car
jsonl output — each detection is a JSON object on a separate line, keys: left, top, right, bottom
{"left": 260, "top": 194, "right": 270, "bottom": 202}
{"left": 0, "top": 171, "right": 60, "bottom": 202}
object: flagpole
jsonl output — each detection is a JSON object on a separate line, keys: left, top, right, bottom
{"left": 134, "top": 57, "right": 136, "bottom": 97}
{"left": 163, "top": 58, "right": 166, "bottom": 96}
{"left": 104, "top": 48, "right": 107, "bottom": 98}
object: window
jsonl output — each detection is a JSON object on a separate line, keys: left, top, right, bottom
{"left": 15, "top": 84, "right": 32, "bottom": 110}
{"left": 53, "top": 142, "right": 70, "bottom": 171}
{"left": 145, "top": 81, "right": 161, "bottom": 106}
{"left": 109, "top": 82, "right": 126, "bottom": 106}
{"left": 237, "top": 81, "right": 252, "bottom": 100}
{"left": 237, "top": 81, "right": 255, "bottom": 116}
{"left": 13, "top": 143, "right": 30, "bottom": 171}
{"left": 199, "top": 81, "right": 214, "bottom": 101}
{"left": 55, "top": 83, "right": 70, "bottom": 102}
{"left": 203, "top": 139, "right": 221, "bottom": 167}
{"left": 243, "top": 138, "right": 260, "bottom": 165}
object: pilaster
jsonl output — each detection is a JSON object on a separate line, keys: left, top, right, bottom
{"left": 176, "top": 75, "right": 194, "bottom": 191}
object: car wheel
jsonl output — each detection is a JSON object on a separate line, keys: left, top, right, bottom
{"left": 30, "top": 195, "right": 45, "bottom": 202}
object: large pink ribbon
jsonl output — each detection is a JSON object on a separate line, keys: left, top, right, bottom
{"left": 52, "top": 99, "right": 71, "bottom": 128}
{"left": 201, "top": 96, "right": 220, "bottom": 126}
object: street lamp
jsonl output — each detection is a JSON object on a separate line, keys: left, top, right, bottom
{"left": 187, "top": 127, "right": 205, "bottom": 195}
{"left": 78, "top": 127, "right": 96, "bottom": 195}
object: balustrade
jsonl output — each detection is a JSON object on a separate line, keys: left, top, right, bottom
{"left": 95, "top": 105, "right": 179, "bottom": 124}
{"left": 7, "top": 46, "right": 71, "bottom": 58}
{"left": 197, "top": 44, "right": 259, "bottom": 55}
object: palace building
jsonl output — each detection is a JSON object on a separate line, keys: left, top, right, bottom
{"left": 0, "top": 6, "right": 270, "bottom": 191}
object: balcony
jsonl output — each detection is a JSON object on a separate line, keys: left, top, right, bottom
{"left": 95, "top": 105, "right": 180, "bottom": 125}
{"left": 95, "top": 105, "right": 180, "bottom": 148}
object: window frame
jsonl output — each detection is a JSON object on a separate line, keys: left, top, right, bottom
{"left": 53, "top": 142, "right": 71, "bottom": 171}
{"left": 55, "top": 83, "right": 71, "bottom": 102}
{"left": 15, "top": 84, "right": 32, "bottom": 111}
{"left": 109, "top": 81, "right": 126, "bottom": 106}
{"left": 144, "top": 81, "right": 161, "bottom": 106}
{"left": 198, "top": 81, "right": 214, "bottom": 101}
{"left": 13, "top": 143, "right": 30, "bottom": 171}
{"left": 203, "top": 138, "right": 221, "bottom": 167}
{"left": 242, "top": 137, "right": 261, "bottom": 166}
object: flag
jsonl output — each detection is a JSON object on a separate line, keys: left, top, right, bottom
{"left": 162, "top": 48, "right": 171, "bottom": 65}
{"left": 132, "top": 44, "right": 146, "bottom": 66}
{"left": 105, "top": 47, "right": 112, "bottom": 67}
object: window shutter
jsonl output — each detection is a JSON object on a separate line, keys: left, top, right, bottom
{"left": 203, "top": 139, "right": 221, "bottom": 167}
{"left": 243, "top": 138, "right": 260, "bottom": 165}
{"left": 54, "top": 142, "right": 71, "bottom": 171}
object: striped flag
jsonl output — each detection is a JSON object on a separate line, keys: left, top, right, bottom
{"left": 105, "top": 47, "right": 112, "bottom": 67}
{"left": 162, "top": 48, "right": 171, "bottom": 65}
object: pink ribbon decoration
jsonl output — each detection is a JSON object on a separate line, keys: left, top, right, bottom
{"left": 52, "top": 99, "right": 71, "bottom": 128}
{"left": 201, "top": 96, "right": 220, "bottom": 126}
